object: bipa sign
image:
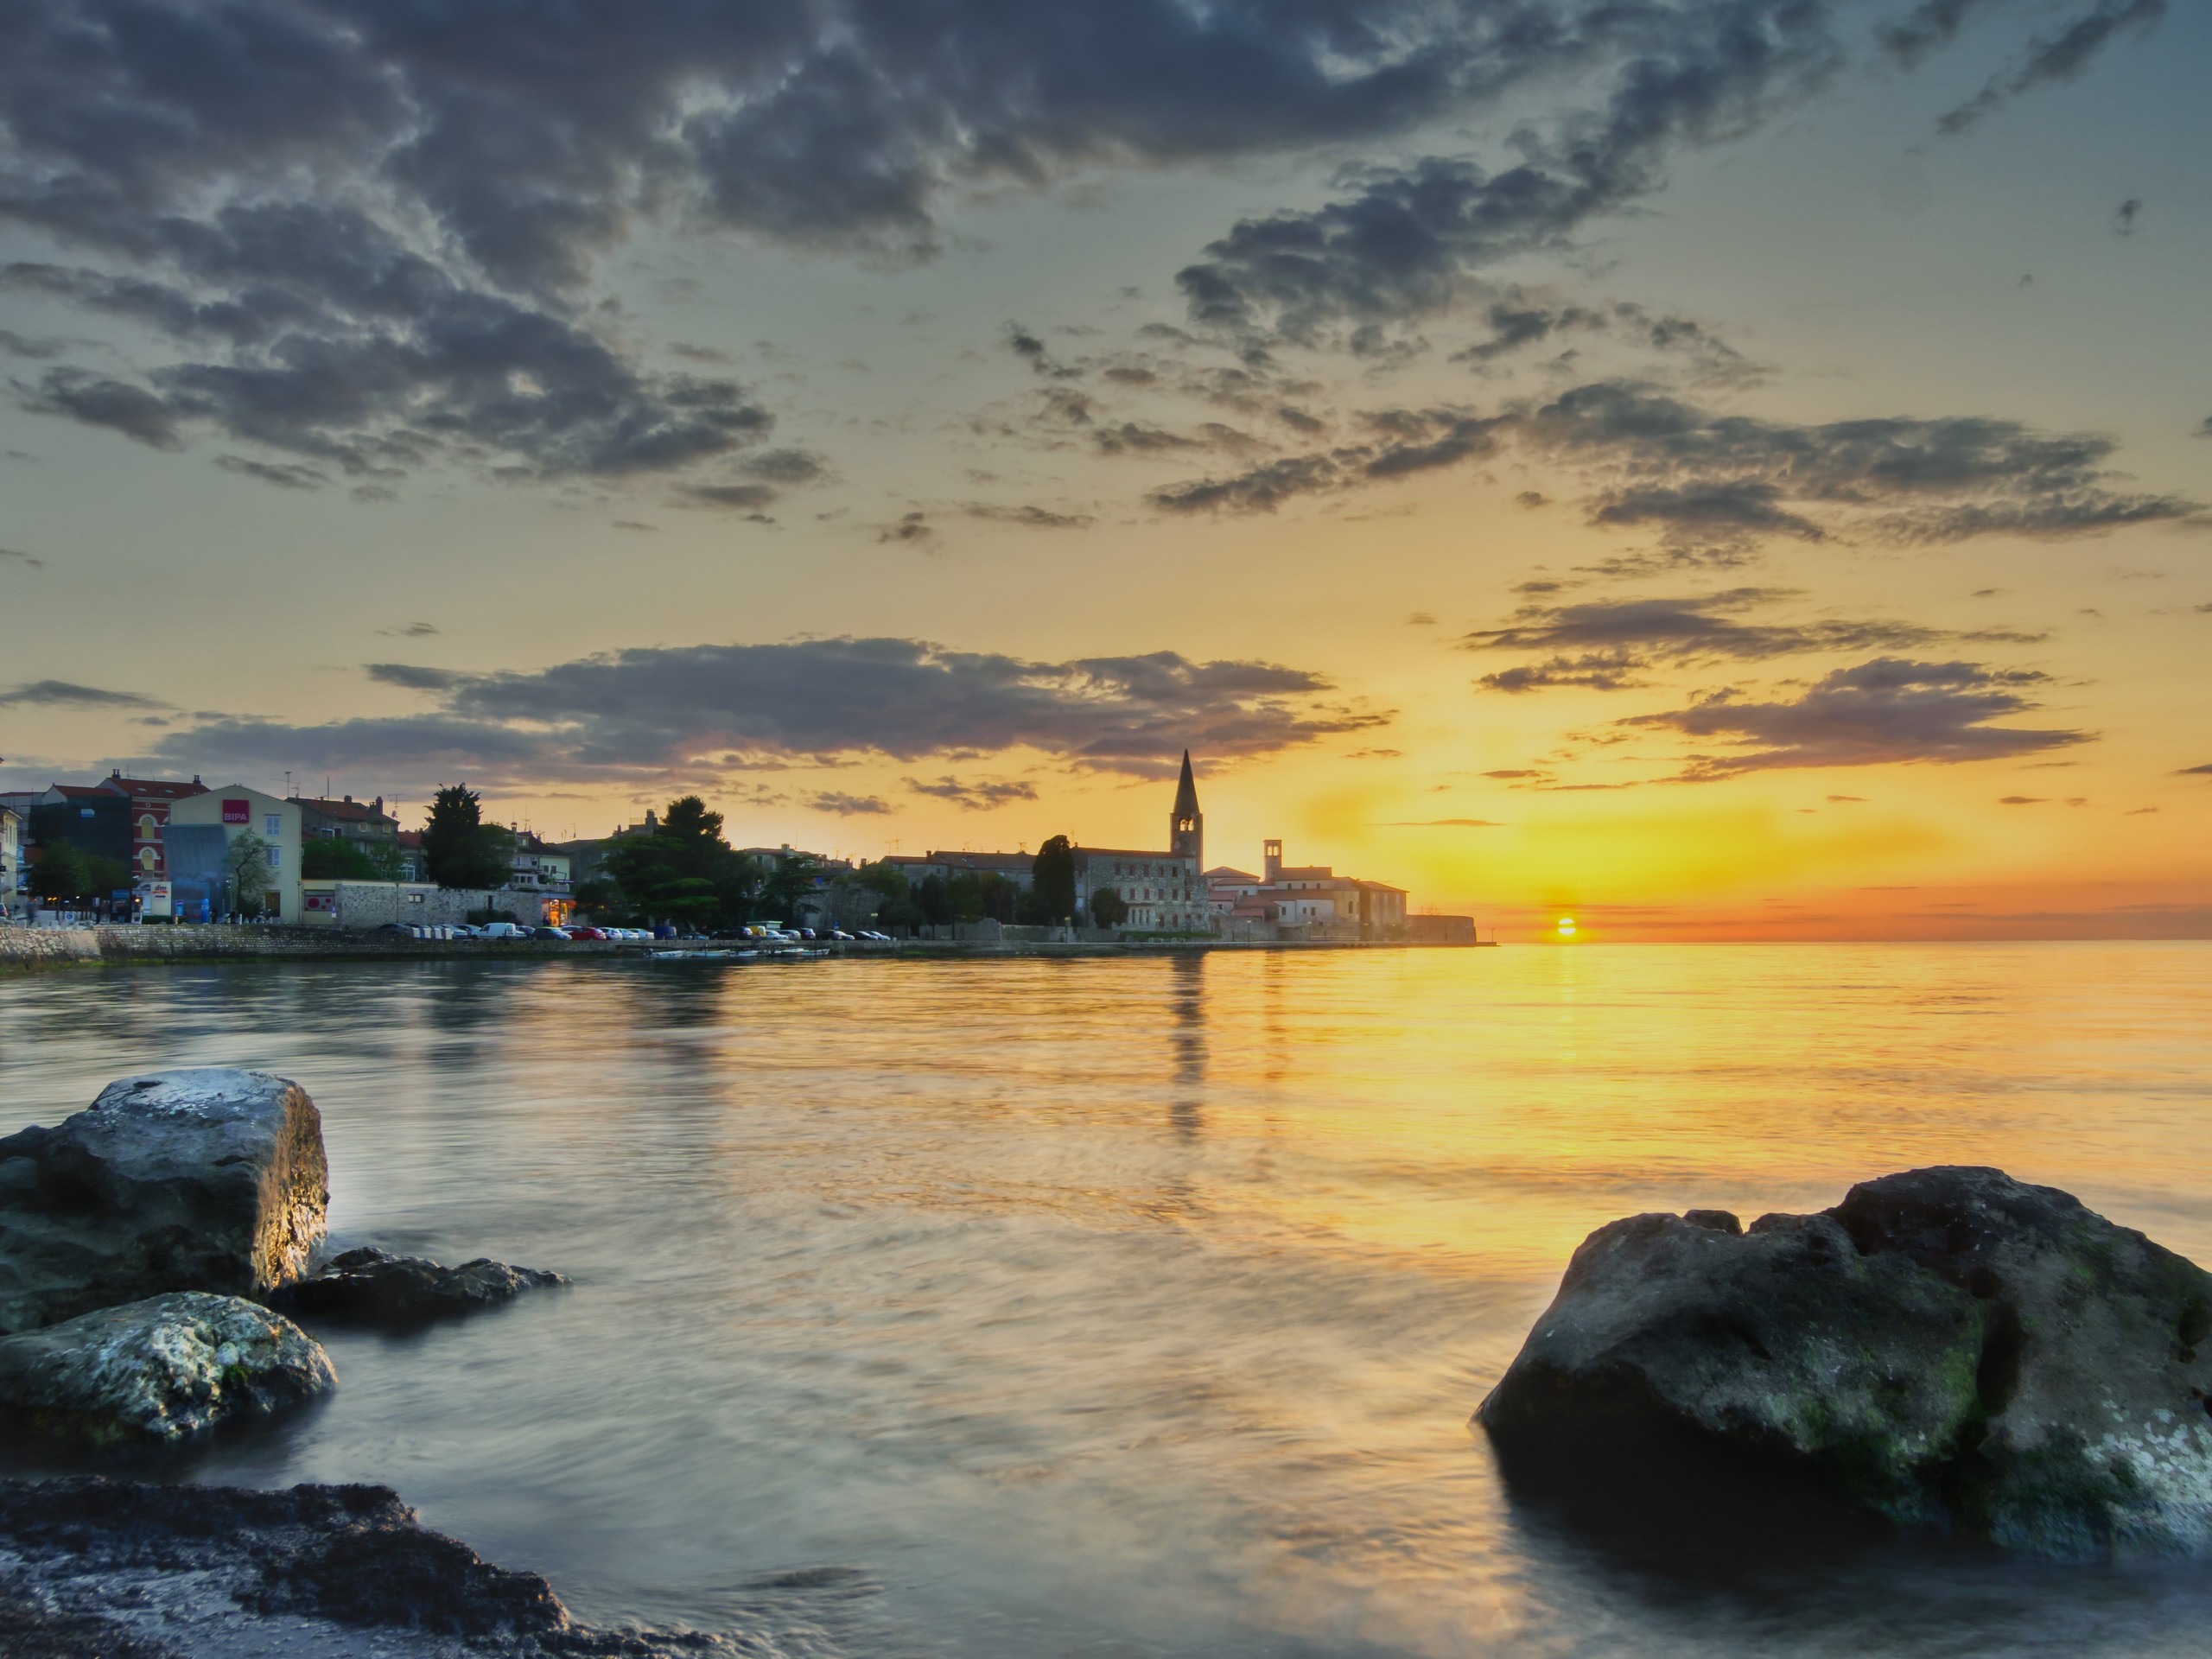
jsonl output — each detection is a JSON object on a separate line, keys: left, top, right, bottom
{"left": 221, "top": 798, "right": 250, "bottom": 823}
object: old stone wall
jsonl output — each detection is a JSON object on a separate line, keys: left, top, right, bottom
{"left": 0, "top": 925, "right": 615, "bottom": 969}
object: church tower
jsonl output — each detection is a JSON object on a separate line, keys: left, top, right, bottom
{"left": 1170, "top": 750, "right": 1202, "bottom": 865}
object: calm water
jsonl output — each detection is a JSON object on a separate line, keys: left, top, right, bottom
{"left": 3, "top": 945, "right": 2211, "bottom": 1656}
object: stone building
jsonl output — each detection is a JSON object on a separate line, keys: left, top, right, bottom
{"left": 1207, "top": 839, "right": 1409, "bottom": 939}
{"left": 1069, "top": 751, "right": 1211, "bottom": 933}
{"left": 878, "top": 849, "right": 1035, "bottom": 889}
{"left": 0, "top": 806, "right": 21, "bottom": 916}
{"left": 293, "top": 794, "right": 400, "bottom": 861}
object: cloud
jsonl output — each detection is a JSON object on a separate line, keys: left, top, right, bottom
{"left": 1175, "top": 1, "right": 1844, "bottom": 346}
{"left": 963, "top": 504, "right": 1093, "bottom": 530}
{"left": 215, "top": 454, "right": 327, "bottom": 491}
{"left": 1141, "top": 378, "right": 2198, "bottom": 537}
{"left": 878, "top": 511, "right": 934, "bottom": 544}
{"left": 810, "top": 791, "right": 892, "bottom": 817}
{"left": 0, "top": 547, "right": 47, "bottom": 569}
{"left": 2113, "top": 198, "right": 2141, "bottom": 235}
{"left": 377, "top": 622, "right": 440, "bottom": 638}
{"left": 144, "top": 637, "right": 1386, "bottom": 788}
{"left": 1998, "top": 795, "right": 2044, "bottom": 804}
{"left": 1620, "top": 657, "right": 2091, "bottom": 778}
{"left": 1938, "top": 0, "right": 2168, "bottom": 135}
{"left": 0, "top": 679, "right": 163, "bottom": 709}
{"left": 1460, "top": 588, "right": 1955, "bottom": 666}
{"left": 1477, "top": 651, "right": 1649, "bottom": 694}
{"left": 681, "top": 482, "right": 780, "bottom": 512}
{"left": 905, "top": 775, "right": 1041, "bottom": 810}
{"left": 1381, "top": 817, "right": 1506, "bottom": 826}
{"left": 2177, "top": 763, "right": 2212, "bottom": 776}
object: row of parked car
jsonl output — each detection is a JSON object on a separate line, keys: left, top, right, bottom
{"left": 369, "top": 920, "right": 905, "bottom": 944}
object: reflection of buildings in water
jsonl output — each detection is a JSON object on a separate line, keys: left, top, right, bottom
{"left": 1167, "top": 951, "right": 1206, "bottom": 1141}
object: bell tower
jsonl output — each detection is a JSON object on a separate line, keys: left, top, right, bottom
{"left": 1170, "top": 750, "right": 1202, "bottom": 864}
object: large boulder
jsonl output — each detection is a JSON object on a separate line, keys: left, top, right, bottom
{"left": 1477, "top": 1167, "right": 2212, "bottom": 1556}
{"left": 273, "top": 1246, "right": 566, "bottom": 1324}
{"left": 0, "top": 1291, "right": 336, "bottom": 1444}
{"left": 0, "top": 1069, "right": 328, "bottom": 1332}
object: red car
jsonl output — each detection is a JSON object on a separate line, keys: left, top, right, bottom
{"left": 564, "top": 925, "right": 607, "bottom": 941}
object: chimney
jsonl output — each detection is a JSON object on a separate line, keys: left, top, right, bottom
{"left": 343, "top": 794, "right": 353, "bottom": 804}
{"left": 372, "top": 796, "right": 383, "bottom": 815}
{"left": 111, "top": 768, "right": 122, "bottom": 779}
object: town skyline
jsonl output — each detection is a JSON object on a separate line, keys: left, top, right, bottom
{"left": 3, "top": 0, "right": 2207, "bottom": 939}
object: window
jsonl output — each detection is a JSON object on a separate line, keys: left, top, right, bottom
{"left": 266, "top": 847, "right": 282, "bottom": 869}
{"left": 265, "top": 814, "right": 283, "bottom": 837}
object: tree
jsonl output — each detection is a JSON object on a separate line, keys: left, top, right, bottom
{"left": 423, "top": 784, "right": 515, "bottom": 890}
{"left": 1031, "top": 836, "right": 1075, "bottom": 924}
{"left": 1090, "top": 888, "right": 1128, "bottom": 929}
{"left": 302, "top": 839, "right": 387, "bottom": 880}
{"left": 26, "top": 840, "right": 92, "bottom": 902}
{"left": 851, "top": 861, "right": 925, "bottom": 934}
{"left": 599, "top": 795, "right": 756, "bottom": 928}
{"left": 224, "top": 831, "right": 271, "bottom": 918}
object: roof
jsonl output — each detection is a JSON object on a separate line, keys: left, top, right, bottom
{"left": 1206, "top": 866, "right": 1260, "bottom": 884}
{"left": 1073, "top": 846, "right": 1194, "bottom": 864}
{"left": 50, "top": 785, "right": 118, "bottom": 802}
{"left": 1172, "top": 750, "right": 1200, "bottom": 819}
{"left": 293, "top": 796, "right": 393, "bottom": 824}
{"left": 99, "top": 776, "right": 208, "bottom": 802}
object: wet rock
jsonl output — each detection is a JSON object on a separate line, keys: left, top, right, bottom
{"left": 0, "top": 1070, "right": 328, "bottom": 1334}
{"left": 273, "top": 1247, "right": 566, "bottom": 1324}
{"left": 1477, "top": 1166, "right": 2212, "bottom": 1556}
{"left": 0, "top": 1478, "right": 734, "bottom": 1653}
{"left": 0, "top": 1292, "right": 336, "bottom": 1445}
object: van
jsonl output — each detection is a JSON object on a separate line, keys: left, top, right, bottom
{"left": 480, "top": 921, "right": 526, "bottom": 939}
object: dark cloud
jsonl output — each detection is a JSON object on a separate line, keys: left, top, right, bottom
{"left": 1998, "top": 795, "right": 2044, "bottom": 804}
{"left": 0, "top": 328, "right": 67, "bottom": 359}
{"left": 0, "top": 679, "right": 162, "bottom": 709}
{"left": 904, "top": 775, "right": 1042, "bottom": 810}
{"left": 1477, "top": 650, "right": 1648, "bottom": 693}
{"left": 1877, "top": 0, "right": 1999, "bottom": 67}
{"left": 1175, "top": 0, "right": 1843, "bottom": 345}
{"left": 2113, "top": 198, "right": 2141, "bottom": 235}
{"left": 378, "top": 622, "right": 440, "bottom": 638}
{"left": 0, "top": 547, "right": 47, "bottom": 569}
{"left": 810, "top": 791, "right": 892, "bottom": 817}
{"left": 215, "top": 454, "right": 327, "bottom": 491}
{"left": 964, "top": 504, "right": 1093, "bottom": 530}
{"left": 365, "top": 663, "right": 467, "bottom": 691}
{"left": 1460, "top": 588, "right": 1949, "bottom": 662}
{"left": 682, "top": 482, "right": 780, "bottom": 512}
{"left": 19, "top": 371, "right": 184, "bottom": 448}
{"left": 1152, "top": 406, "right": 1500, "bottom": 512}
{"left": 1938, "top": 0, "right": 2169, "bottom": 135}
{"left": 878, "top": 511, "right": 934, "bottom": 544}
{"left": 1620, "top": 657, "right": 2090, "bottom": 778}
{"left": 2178, "top": 763, "right": 2212, "bottom": 776}
{"left": 739, "top": 449, "right": 829, "bottom": 486}
{"left": 1141, "top": 378, "right": 2198, "bottom": 536}
{"left": 145, "top": 637, "right": 1384, "bottom": 786}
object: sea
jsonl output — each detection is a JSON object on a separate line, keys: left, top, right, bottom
{"left": 3, "top": 944, "right": 2209, "bottom": 1657}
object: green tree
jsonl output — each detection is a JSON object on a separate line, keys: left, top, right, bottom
{"left": 27, "top": 840, "right": 92, "bottom": 902}
{"left": 423, "top": 785, "right": 515, "bottom": 889}
{"left": 852, "top": 861, "right": 924, "bottom": 934}
{"left": 302, "top": 839, "right": 385, "bottom": 880}
{"left": 1090, "top": 888, "right": 1128, "bottom": 929}
{"left": 600, "top": 796, "right": 756, "bottom": 928}
{"left": 1030, "top": 836, "right": 1075, "bottom": 924}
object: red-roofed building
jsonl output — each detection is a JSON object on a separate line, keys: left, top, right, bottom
{"left": 94, "top": 772, "right": 209, "bottom": 879}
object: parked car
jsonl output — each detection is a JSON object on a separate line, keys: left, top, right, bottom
{"left": 566, "top": 925, "right": 607, "bottom": 940}
{"left": 531, "top": 925, "right": 569, "bottom": 940}
{"left": 372, "top": 921, "right": 412, "bottom": 935}
{"left": 830, "top": 930, "right": 855, "bottom": 941}
{"left": 480, "top": 921, "right": 525, "bottom": 939}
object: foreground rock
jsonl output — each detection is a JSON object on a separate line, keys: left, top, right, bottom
{"left": 1477, "top": 1166, "right": 2212, "bottom": 1556}
{"left": 0, "top": 1478, "right": 736, "bottom": 1656}
{"left": 0, "top": 1071, "right": 327, "bottom": 1334}
{"left": 274, "top": 1247, "right": 565, "bottom": 1325}
{"left": 0, "top": 1292, "right": 335, "bottom": 1445}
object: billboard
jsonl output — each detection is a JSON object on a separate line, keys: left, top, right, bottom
{"left": 138, "top": 880, "right": 173, "bottom": 919}
{"left": 221, "top": 798, "right": 251, "bottom": 823}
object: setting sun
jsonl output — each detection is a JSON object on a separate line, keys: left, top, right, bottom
{"left": 1556, "top": 918, "right": 1578, "bottom": 939}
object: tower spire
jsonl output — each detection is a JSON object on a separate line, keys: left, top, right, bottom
{"left": 1170, "top": 750, "right": 1203, "bottom": 865}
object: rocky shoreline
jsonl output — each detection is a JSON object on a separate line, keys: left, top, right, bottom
{"left": 0, "top": 1477, "right": 740, "bottom": 1657}
{"left": 0, "top": 1068, "right": 620, "bottom": 1655}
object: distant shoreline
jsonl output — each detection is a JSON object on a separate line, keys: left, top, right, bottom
{"left": 0, "top": 924, "right": 1494, "bottom": 972}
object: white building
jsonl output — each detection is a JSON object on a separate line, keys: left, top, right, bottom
{"left": 167, "top": 785, "right": 302, "bottom": 921}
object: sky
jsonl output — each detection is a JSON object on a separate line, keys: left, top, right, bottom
{"left": 1, "top": 0, "right": 2206, "bottom": 939}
